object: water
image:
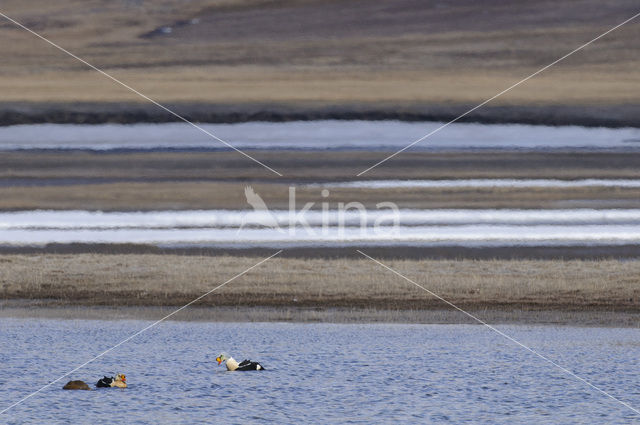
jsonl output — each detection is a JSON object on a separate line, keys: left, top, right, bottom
{"left": 3, "top": 209, "right": 640, "bottom": 247}
{"left": 2, "top": 121, "right": 639, "bottom": 249}
{"left": 1, "top": 121, "right": 639, "bottom": 151}
{"left": 0, "top": 319, "right": 639, "bottom": 423}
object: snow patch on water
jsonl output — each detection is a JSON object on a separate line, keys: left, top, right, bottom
{"left": 2, "top": 209, "right": 640, "bottom": 229}
{"left": 2, "top": 209, "right": 640, "bottom": 246}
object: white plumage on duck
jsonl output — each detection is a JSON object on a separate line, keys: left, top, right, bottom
{"left": 216, "top": 354, "right": 264, "bottom": 371}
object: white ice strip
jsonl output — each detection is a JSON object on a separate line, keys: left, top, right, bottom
{"left": 1, "top": 121, "right": 639, "bottom": 150}
{"left": 2, "top": 225, "right": 640, "bottom": 246}
{"left": 318, "top": 179, "right": 640, "bottom": 189}
{"left": 4, "top": 209, "right": 640, "bottom": 229}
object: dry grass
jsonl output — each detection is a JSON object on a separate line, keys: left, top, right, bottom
{"left": 1, "top": 254, "right": 639, "bottom": 311}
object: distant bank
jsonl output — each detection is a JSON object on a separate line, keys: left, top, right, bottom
{"left": 2, "top": 102, "right": 640, "bottom": 128}
{"left": 1, "top": 303, "right": 638, "bottom": 327}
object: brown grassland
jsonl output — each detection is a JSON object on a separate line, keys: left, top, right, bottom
{"left": 1, "top": 0, "right": 639, "bottom": 109}
{"left": 2, "top": 254, "right": 639, "bottom": 313}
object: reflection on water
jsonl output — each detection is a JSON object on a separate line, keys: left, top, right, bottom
{"left": 1, "top": 319, "right": 639, "bottom": 424}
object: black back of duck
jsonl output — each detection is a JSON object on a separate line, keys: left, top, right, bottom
{"left": 96, "top": 376, "right": 113, "bottom": 387}
{"left": 236, "top": 359, "right": 265, "bottom": 371}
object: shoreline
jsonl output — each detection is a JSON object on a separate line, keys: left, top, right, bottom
{"left": 1, "top": 302, "right": 638, "bottom": 327}
{"left": 2, "top": 102, "right": 640, "bottom": 128}
{"left": 2, "top": 243, "right": 640, "bottom": 260}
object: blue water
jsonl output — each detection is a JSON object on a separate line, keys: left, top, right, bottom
{"left": 1, "top": 319, "right": 639, "bottom": 424}
{"left": 1, "top": 121, "right": 639, "bottom": 151}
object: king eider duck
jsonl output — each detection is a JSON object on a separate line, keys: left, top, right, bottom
{"left": 216, "top": 354, "right": 264, "bottom": 371}
{"left": 62, "top": 380, "right": 91, "bottom": 390}
{"left": 96, "top": 373, "right": 127, "bottom": 388}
